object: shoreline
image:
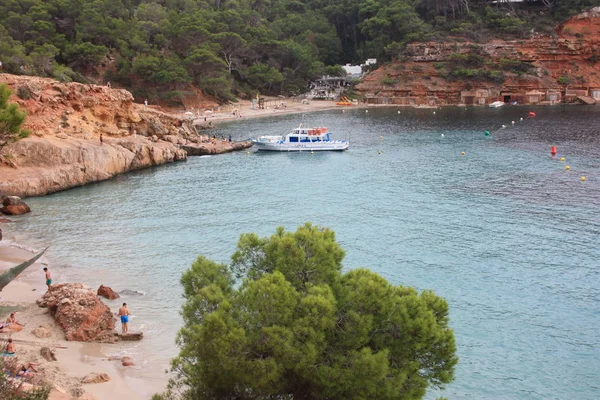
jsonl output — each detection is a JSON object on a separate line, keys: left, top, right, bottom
{"left": 0, "top": 236, "right": 147, "bottom": 400}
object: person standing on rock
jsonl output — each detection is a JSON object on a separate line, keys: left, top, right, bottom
{"left": 43, "top": 267, "right": 52, "bottom": 291}
{"left": 119, "top": 303, "right": 131, "bottom": 335}
{"left": 100, "top": 134, "right": 103, "bottom": 145}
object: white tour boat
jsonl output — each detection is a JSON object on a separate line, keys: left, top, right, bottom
{"left": 251, "top": 126, "right": 349, "bottom": 152}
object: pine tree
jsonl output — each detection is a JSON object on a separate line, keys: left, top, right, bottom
{"left": 0, "top": 84, "right": 28, "bottom": 148}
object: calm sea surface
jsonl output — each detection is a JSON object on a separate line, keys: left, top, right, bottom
{"left": 8, "top": 106, "right": 600, "bottom": 399}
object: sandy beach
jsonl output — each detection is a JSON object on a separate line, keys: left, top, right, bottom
{"left": 0, "top": 238, "right": 144, "bottom": 400}
{"left": 183, "top": 98, "right": 362, "bottom": 127}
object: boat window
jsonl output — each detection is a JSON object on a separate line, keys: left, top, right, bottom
{"left": 289, "top": 136, "right": 298, "bottom": 142}
{"left": 300, "top": 136, "right": 311, "bottom": 142}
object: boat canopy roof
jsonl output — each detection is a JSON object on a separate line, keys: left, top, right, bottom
{"left": 292, "top": 127, "right": 328, "bottom": 136}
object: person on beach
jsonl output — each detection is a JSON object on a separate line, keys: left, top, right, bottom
{"left": 118, "top": 303, "right": 130, "bottom": 335}
{"left": 16, "top": 362, "right": 38, "bottom": 377}
{"left": 100, "top": 133, "right": 103, "bottom": 145}
{"left": 43, "top": 267, "right": 52, "bottom": 291}
{"left": 2, "top": 338, "right": 16, "bottom": 356}
{"left": 6, "top": 312, "right": 22, "bottom": 327}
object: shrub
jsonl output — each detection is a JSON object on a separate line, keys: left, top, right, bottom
{"left": 0, "top": 84, "right": 29, "bottom": 148}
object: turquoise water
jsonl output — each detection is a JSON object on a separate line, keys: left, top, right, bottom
{"left": 9, "top": 106, "right": 600, "bottom": 399}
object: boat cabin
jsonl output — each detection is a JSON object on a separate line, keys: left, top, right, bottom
{"left": 288, "top": 127, "right": 331, "bottom": 142}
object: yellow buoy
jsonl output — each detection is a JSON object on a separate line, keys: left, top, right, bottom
{"left": 379, "top": 136, "right": 383, "bottom": 140}
{"left": 560, "top": 157, "right": 565, "bottom": 162}
{"left": 461, "top": 151, "right": 466, "bottom": 156}
{"left": 565, "top": 165, "right": 571, "bottom": 170}
{"left": 378, "top": 150, "right": 382, "bottom": 155}
{"left": 581, "top": 176, "right": 586, "bottom": 181}
{"left": 365, "top": 110, "right": 368, "bottom": 113}
{"left": 247, "top": 151, "right": 250, "bottom": 154}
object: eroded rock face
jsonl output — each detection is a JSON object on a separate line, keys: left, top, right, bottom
{"left": 97, "top": 285, "right": 120, "bottom": 300}
{"left": 0, "top": 75, "right": 191, "bottom": 197}
{"left": 0, "top": 196, "right": 31, "bottom": 215}
{"left": 36, "top": 283, "right": 116, "bottom": 342}
{"left": 356, "top": 10, "right": 600, "bottom": 105}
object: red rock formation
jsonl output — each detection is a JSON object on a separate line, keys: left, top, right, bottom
{"left": 0, "top": 196, "right": 31, "bottom": 215}
{"left": 357, "top": 8, "right": 600, "bottom": 106}
{"left": 97, "top": 285, "right": 120, "bottom": 300}
{"left": 0, "top": 75, "right": 190, "bottom": 197}
{"left": 37, "top": 283, "right": 116, "bottom": 342}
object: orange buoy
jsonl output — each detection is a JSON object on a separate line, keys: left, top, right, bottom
{"left": 551, "top": 145, "right": 557, "bottom": 156}
{"left": 528, "top": 111, "right": 536, "bottom": 118}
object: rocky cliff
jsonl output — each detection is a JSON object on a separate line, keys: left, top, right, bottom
{"left": 357, "top": 8, "right": 600, "bottom": 106}
{"left": 0, "top": 74, "right": 192, "bottom": 197}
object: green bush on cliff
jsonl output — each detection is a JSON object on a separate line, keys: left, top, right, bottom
{"left": 0, "top": 84, "right": 29, "bottom": 148}
{"left": 156, "top": 223, "right": 457, "bottom": 400}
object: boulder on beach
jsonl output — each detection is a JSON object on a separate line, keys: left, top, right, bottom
{"left": 121, "top": 356, "right": 134, "bottom": 367}
{"left": 97, "top": 284, "right": 120, "bottom": 300}
{"left": 37, "top": 283, "right": 116, "bottom": 342}
{"left": 41, "top": 346, "right": 57, "bottom": 361}
{"left": 33, "top": 326, "right": 52, "bottom": 338}
{"left": 82, "top": 372, "right": 111, "bottom": 384}
{"left": 0, "top": 196, "right": 31, "bottom": 215}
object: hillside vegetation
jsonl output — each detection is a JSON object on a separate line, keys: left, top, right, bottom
{"left": 0, "top": 0, "right": 595, "bottom": 103}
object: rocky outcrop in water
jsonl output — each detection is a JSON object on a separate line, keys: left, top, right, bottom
{"left": 36, "top": 283, "right": 116, "bottom": 342}
{"left": 97, "top": 284, "right": 120, "bottom": 300}
{"left": 1, "top": 196, "right": 31, "bottom": 215}
{"left": 181, "top": 140, "right": 253, "bottom": 155}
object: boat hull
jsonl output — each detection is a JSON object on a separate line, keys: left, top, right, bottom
{"left": 252, "top": 141, "right": 349, "bottom": 151}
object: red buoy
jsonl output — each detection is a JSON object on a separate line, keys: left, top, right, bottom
{"left": 528, "top": 111, "right": 536, "bottom": 118}
{"left": 551, "top": 145, "right": 557, "bottom": 156}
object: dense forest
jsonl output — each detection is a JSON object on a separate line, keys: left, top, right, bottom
{"left": 0, "top": 0, "right": 597, "bottom": 102}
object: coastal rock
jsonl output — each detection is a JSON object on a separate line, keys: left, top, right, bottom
{"left": 181, "top": 140, "right": 253, "bottom": 156}
{"left": 0, "top": 74, "right": 193, "bottom": 198}
{"left": 36, "top": 283, "right": 116, "bottom": 342}
{"left": 0, "top": 218, "right": 13, "bottom": 223}
{"left": 97, "top": 285, "right": 120, "bottom": 300}
{"left": 119, "top": 289, "right": 144, "bottom": 296}
{"left": 0, "top": 196, "right": 31, "bottom": 215}
{"left": 33, "top": 326, "right": 52, "bottom": 338}
{"left": 356, "top": 10, "right": 600, "bottom": 106}
{"left": 81, "top": 372, "right": 111, "bottom": 384}
{"left": 117, "top": 331, "right": 143, "bottom": 341}
{"left": 40, "top": 346, "right": 57, "bottom": 361}
{"left": 121, "top": 356, "right": 134, "bottom": 367}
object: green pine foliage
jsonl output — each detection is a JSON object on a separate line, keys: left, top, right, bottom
{"left": 0, "top": 1, "right": 594, "bottom": 100}
{"left": 159, "top": 223, "right": 458, "bottom": 400}
{"left": 0, "top": 84, "right": 29, "bottom": 148}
